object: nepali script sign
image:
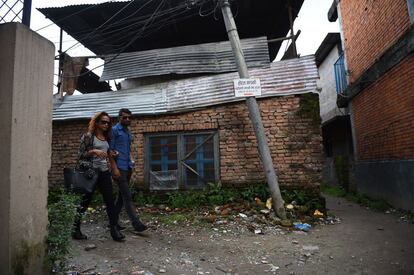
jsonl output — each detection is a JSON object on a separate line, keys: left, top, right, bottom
{"left": 233, "top": 78, "right": 262, "bottom": 97}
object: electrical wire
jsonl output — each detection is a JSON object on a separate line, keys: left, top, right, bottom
{"left": 61, "top": 0, "right": 137, "bottom": 55}
{"left": 60, "top": 0, "right": 218, "bottom": 78}
{"left": 61, "top": 0, "right": 166, "bottom": 78}
{"left": 63, "top": 0, "right": 212, "bottom": 55}
{"left": 35, "top": 4, "right": 97, "bottom": 32}
{"left": 58, "top": 1, "right": 194, "bottom": 53}
{"left": 69, "top": 1, "right": 202, "bottom": 44}
{"left": 58, "top": 1, "right": 190, "bottom": 38}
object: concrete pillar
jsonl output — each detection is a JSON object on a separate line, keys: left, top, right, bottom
{"left": 0, "top": 23, "right": 54, "bottom": 274}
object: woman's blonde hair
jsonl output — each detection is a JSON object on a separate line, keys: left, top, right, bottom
{"left": 88, "top": 111, "right": 112, "bottom": 140}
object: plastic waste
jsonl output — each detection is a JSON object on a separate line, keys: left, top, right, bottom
{"left": 286, "top": 204, "right": 294, "bottom": 210}
{"left": 313, "top": 209, "right": 324, "bottom": 218}
{"left": 294, "top": 223, "right": 312, "bottom": 232}
{"left": 266, "top": 198, "right": 272, "bottom": 209}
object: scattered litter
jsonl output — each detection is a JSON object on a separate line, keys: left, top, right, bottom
{"left": 239, "top": 213, "right": 248, "bottom": 219}
{"left": 268, "top": 264, "right": 280, "bottom": 272}
{"left": 255, "top": 198, "right": 265, "bottom": 207}
{"left": 294, "top": 223, "right": 312, "bottom": 232}
{"left": 313, "top": 209, "right": 324, "bottom": 218}
{"left": 81, "top": 267, "right": 96, "bottom": 273}
{"left": 84, "top": 244, "right": 97, "bottom": 251}
{"left": 266, "top": 198, "right": 272, "bottom": 209}
{"left": 281, "top": 220, "right": 293, "bottom": 227}
{"left": 254, "top": 229, "right": 264, "bottom": 235}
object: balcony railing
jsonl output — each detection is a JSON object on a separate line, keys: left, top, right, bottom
{"left": 334, "top": 53, "right": 347, "bottom": 94}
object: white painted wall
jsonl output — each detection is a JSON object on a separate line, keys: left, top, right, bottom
{"left": 317, "top": 44, "right": 347, "bottom": 123}
{"left": 0, "top": 23, "right": 54, "bottom": 274}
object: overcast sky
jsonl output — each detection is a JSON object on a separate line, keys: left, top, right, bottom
{"left": 29, "top": 0, "right": 339, "bottom": 90}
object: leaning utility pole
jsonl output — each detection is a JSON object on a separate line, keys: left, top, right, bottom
{"left": 220, "top": 0, "right": 286, "bottom": 219}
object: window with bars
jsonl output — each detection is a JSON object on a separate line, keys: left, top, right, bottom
{"left": 145, "top": 131, "right": 219, "bottom": 190}
{"left": 0, "top": 0, "right": 27, "bottom": 25}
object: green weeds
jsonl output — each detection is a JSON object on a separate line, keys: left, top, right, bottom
{"left": 133, "top": 182, "right": 325, "bottom": 215}
{"left": 47, "top": 188, "right": 80, "bottom": 273}
{"left": 321, "top": 184, "right": 390, "bottom": 211}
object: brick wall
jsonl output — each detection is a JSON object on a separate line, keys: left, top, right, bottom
{"left": 352, "top": 55, "right": 414, "bottom": 160}
{"left": 340, "top": 0, "right": 411, "bottom": 83}
{"left": 50, "top": 94, "right": 323, "bottom": 189}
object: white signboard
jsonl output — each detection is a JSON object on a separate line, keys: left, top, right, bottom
{"left": 233, "top": 78, "right": 262, "bottom": 97}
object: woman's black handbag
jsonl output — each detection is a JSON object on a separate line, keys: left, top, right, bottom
{"left": 64, "top": 167, "right": 97, "bottom": 194}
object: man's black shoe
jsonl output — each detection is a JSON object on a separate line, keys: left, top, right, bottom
{"left": 109, "top": 225, "right": 125, "bottom": 242}
{"left": 133, "top": 221, "right": 148, "bottom": 232}
{"left": 107, "top": 224, "right": 126, "bottom": 231}
{"left": 72, "top": 230, "right": 87, "bottom": 240}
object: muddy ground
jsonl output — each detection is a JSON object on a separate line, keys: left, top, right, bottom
{"left": 66, "top": 195, "right": 414, "bottom": 275}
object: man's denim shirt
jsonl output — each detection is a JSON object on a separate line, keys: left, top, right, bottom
{"left": 110, "top": 123, "right": 133, "bottom": 170}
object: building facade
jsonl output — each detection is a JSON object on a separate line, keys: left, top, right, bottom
{"left": 50, "top": 95, "right": 323, "bottom": 190}
{"left": 330, "top": 0, "right": 414, "bottom": 210}
{"left": 315, "top": 33, "right": 354, "bottom": 189}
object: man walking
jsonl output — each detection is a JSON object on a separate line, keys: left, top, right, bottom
{"left": 110, "top": 108, "right": 147, "bottom": 232}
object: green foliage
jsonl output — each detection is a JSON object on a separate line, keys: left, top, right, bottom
{"left": 321, "top": 184, "right": 347, "bottom": 197}
{"left": 282, "top": 188, "right": 326, "bottom": 214}
{"left": 204, "top": 182, "right": 237, "bottom": 205}
{"left": 47, "top": 189, "right": 80, "bottom": 273}
{"left": 90, "top": 192, "right": 104, "bottom": 207}
{"left": 334, "top": 155, "right": 350, "bottom": 191}
{"left": 134, "top": 191, "right": 147, "bottom": 206}
{"left": 297, "top": 93, "right": 321, "bottom": 127}
{"left": 241, "top": 184, "right": 270, "bottom": 201}
{"left": 159, "top": 213, "right": 189, "bottom": 225}
{"left": 135, "top": 191, "right": 165, "bottom": 205}
{"left": 133, "top": 183, "right": 326, "bottom": 214}
{"left": 282, "top": 189, "right": 308, "bottom": 205}
{"left": 167, "top": 191, "right": 204, "bottom": 208}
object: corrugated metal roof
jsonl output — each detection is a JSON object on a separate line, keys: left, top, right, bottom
{"left": 53, "top": 55, "right": 319, "bottom": 121}
{"left": 38, "top": 0, "right": 304, "bottom": 60}
{"left": 100, "top": 37, "right": 270, "bottom": 81}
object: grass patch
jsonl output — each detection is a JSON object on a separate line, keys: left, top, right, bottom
{"left": 158, "top": 213, "right": 190, "bottom": 225}
{"left": 321, "top": 185, "right": 347, "bottom": 197}
{"left": 321, "top": 184, "right": 390, "bottom": 211}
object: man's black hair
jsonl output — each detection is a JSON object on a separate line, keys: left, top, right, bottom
{"left": 118, "top": 108, "right": 132, "bottom": 117}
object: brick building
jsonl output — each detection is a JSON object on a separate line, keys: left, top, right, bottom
{"left": 329, "top": 0, "right": 414, "bottom": 210}
{"left": 51, "top": 93, "right": 323, "bottom": 190}
{"left": 50, "top": 57, "right": 323, "bottom": 191}
{"left": 44, "top": 1, "right": 324, "bottom": 192}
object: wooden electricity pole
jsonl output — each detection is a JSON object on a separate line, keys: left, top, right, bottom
{"left": 220, "top": 0, "right": 286, "bottom": 219}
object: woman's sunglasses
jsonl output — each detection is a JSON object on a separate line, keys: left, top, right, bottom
{"left": 99, "top": 120, "right": 111, "bottom": 125}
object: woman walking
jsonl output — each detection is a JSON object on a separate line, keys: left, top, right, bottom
{"left": 72, "top": 111, "right": 124, "bottom": 242}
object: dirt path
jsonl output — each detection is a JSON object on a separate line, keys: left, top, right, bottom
{"left": 66, "top": 195, "right": 414, "bottom": 275}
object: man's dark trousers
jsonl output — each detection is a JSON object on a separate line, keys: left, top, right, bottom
{"left": 114, "top": 169, "right": 141, "bottom": 226}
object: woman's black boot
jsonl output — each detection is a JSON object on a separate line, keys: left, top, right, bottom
{"left": 109, "top": 225, "right": 125, "bottom": 242}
